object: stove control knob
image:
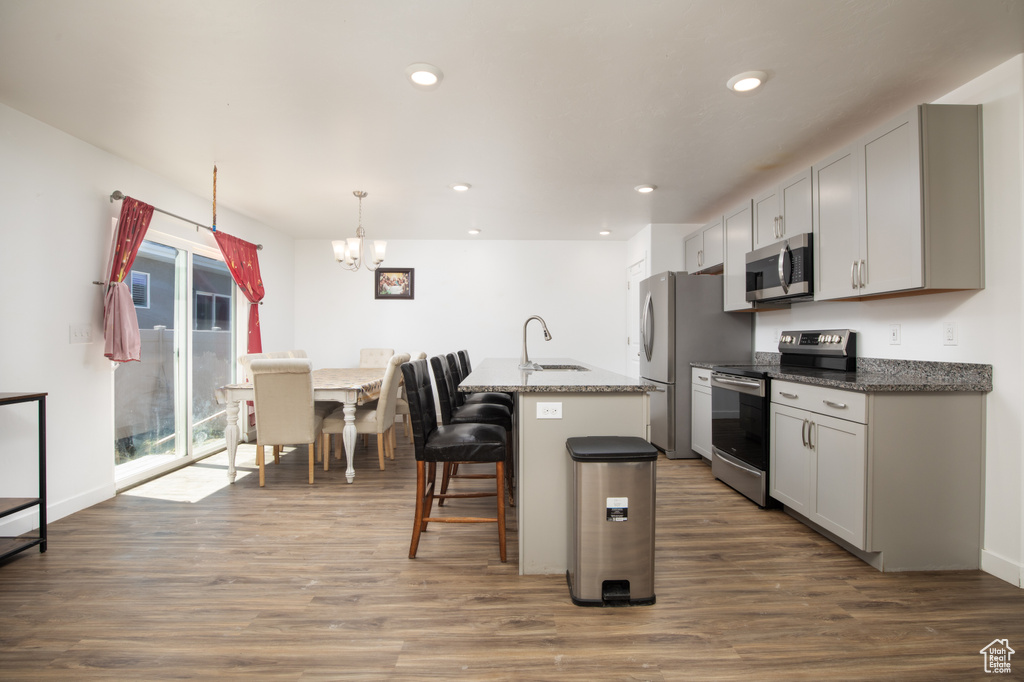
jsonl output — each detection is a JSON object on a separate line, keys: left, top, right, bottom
{"left": 818, "top": 334, "right": 825, "bottom": 344}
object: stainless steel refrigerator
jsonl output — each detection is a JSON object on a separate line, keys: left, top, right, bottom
{"left": 639, "top": 271, "right": 753, "bottom": 459}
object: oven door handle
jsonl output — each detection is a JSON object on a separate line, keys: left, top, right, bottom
{"left": 710, "top": 373, "right": 762, "bottom": 388}
{"left": 710, "top": 372, "right": 765, "bottom": 397}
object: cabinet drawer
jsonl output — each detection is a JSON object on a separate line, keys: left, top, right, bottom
{"left": 771, "top": 380, "right": 866, "bottom": 424}
{"left": 692, "top": 367, "right": 712, "bottom": 386}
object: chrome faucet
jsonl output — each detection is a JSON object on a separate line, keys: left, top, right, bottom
{"left": 519, "top": 315, "right": 552, "bottom": 370}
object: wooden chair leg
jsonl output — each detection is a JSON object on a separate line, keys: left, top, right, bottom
{"left": 404, "top": 416, "right": 413, "bottom": 443}
{"left": 389, "top": 427, "right": 397, "bottom": 459}
{"left": 322, "top": 433, "right": 330, "bottom": 471}
{"left": 409, "top": 460, "right": 429, "bottom": 558}
{"left": 272, "top": 444, "right": 281, "bottom": 464}
{"left": 438, "top": 462, "right": 452, "bottom": 507}
{"left": 377, "top": 434, "right": 386, "bottom": 470}
{"left": 307, "top": 443, "right": 315, "bottom": 484}
{"left": 334, "top": 434, "right": 342, "bottom": 460}
{"left": 257, "top": 444, "right": 266, "bottom": 487}
{"left": 496, "top": 460, "right": 507, "bottom": 563}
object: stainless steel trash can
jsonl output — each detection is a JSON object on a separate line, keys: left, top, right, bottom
{"left": 565, "top": 436, "right": 657, "bottom": 607}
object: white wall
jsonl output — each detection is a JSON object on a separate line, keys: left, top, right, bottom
{"left": 0, "top": 103, "right": 296, "bottom": 531}
{"left": 293, "top": 239, "right": 627, "bottom": 373}
{"left": 751, "top": 55, "right": 1024, "bottom": 587}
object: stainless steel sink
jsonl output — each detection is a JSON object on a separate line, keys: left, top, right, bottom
{"left": 537, "top": 364, "right": 589, "bottom": 372}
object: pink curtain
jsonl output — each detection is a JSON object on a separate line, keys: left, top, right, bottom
{"left": 103, "top": 197, "right": 154, "bottom": 362}
{"left": 213, "top": 231, "right": 265, "bottom": 353}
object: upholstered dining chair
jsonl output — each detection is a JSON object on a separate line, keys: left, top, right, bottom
{"left": 446, "top": 352, "right": 513, "bottom": 410}
{"left": 359, "top": 348, "right": 395, "bottom": 369}
{"left": 394, "top": 350, "right": 426, "bottom": 444}
{"left": 322, "top": 352, "right": 410, "bottom": 470}
{"left": 249, "top": 358, "right": 324, "bottom": 487}
{"left": 430, "top": 355, "right": 514, "bottom": 506}
{"left": 401, "top": 358, "right": 507, "bottom": 562}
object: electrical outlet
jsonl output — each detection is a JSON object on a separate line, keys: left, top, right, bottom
{"left": 889, "top": 324, "right": 901, "bottom": 345}
{"left": 943, "top": 321, "right": 958, "bottom": 346}
{"left": 536, "top": 402, "right": 562, "bottom": 419}
{"left": 69, "top": 324, "right": 93, "bottom": 344}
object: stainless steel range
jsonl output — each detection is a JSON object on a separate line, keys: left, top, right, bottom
{"left": 709, "top": 329, "right": 857, "bottom": 507}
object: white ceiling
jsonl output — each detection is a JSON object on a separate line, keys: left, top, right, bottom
{"left": 1, "top": 0, "right": 1022, "bottom": 241}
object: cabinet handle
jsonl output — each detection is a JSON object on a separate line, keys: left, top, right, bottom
{"left": 779, "top": 391, "right": 798, "bottom": 399}
{"left": 778, "top": 215, "right": 784, "bottom": 237}
{"left": 699, "top": 249, "right": 703, "bottom": 268}
{"left": 801, "top": 418, "right": 808, "bottom": 447}
{"left": 859, "top": 260, "right": 866, "bottom": 289}
{"left": 698, "top": 375, "right": 709, "bottom": 381}
{"left": 823, "top": 399, "right": 847, "bottom": 409}
{"left": 774, "top": 216, "right": 780, "bottom": 239}
{"left": 851, "top": 260, "right": 859, "bottom": 289}
{"left": 808, "top": 421, "right": 816, "bottom": 450}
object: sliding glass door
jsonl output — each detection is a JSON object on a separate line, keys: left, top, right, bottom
{"left": 114, "top": 233, "right": 236, "bottom": 489}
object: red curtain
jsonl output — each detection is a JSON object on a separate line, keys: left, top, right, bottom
{"left": 103, "top": 197, "right": 154, "bottom": 362}
{"left": 213, "top": 231, "right": 265, "bottom": 353}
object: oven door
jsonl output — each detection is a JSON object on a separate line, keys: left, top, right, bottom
{"left": 710, "top": 372, "right": 768, "bottom": 470}
{"left": 710, "top": 371, "right": 770, "bottom": 506}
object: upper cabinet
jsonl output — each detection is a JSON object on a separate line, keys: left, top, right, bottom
{"left": 752, "top": 169, "right": 812, "bottom": 250}
{"left": 684, "top": 219, "right": 724, "bottom": 274}
{"left": 723, "top": 200, "right": 753, "bottom": 311}
{"left": 814, "top": 104, "right": 983, "bottom": 301}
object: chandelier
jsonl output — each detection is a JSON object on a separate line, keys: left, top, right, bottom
{"left": 332, "top": 191, "right": 386, "bottom": 271}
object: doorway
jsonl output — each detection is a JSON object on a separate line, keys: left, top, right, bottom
{"left": 113, "top": 232, "right": 236, "bottom": 490}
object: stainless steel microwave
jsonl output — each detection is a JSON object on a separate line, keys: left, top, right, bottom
{"left": 745, "top": 233, "right": 813, "bottom": 303}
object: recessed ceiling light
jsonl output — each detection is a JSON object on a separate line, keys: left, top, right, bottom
{"left": 449, "top": 182, "right": 471, "bottom": 192}
{"left": 599, "top": 230, "right": 611, "bottom": 236}
{"left": 634, "top": 184, "right": 657, "bottom": 193}
{"left": 468, "top": 229, "right": 481, "bottom": 235}
{"left": 727, "top": 71, "right": 768, "bottom": 93}
{"left": 405, "top": 63, "right": 444, "bottom": 90}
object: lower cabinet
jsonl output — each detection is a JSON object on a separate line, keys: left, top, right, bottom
{"left": 769, "top": 379, "right": 985, "bottom": 571}
{"left": 691, "top": 368, "right": 712, "bottom": 458}
{"left": 771, "top": 402, "right": 866, "bottom": 548}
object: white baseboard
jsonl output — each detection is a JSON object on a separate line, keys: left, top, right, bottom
{"left": 0, "top": 483, "right": 114, "bottom": 536}
{"left": 982, "top": 549, "right": 1024, "bottom": 588}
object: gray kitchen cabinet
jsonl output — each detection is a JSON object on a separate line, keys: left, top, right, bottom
{"left": 752, "top": 168, "right": 812, "bottom": 250}
{"left": 814, "top": 104, "right": 983, "bottom": 301}
{"left": 684, "top": 219, "right": 723, "bottom": 274}
{"left": 691, "top": 367, "right": 712, "bottom": 459}
{"left": 722, "top": 200, "right": 754, "bottom": 311}
{"left": 769, "top": 380, "right": 984, "bottom": 571}
{"left": 771, "top": 401, "right": 866, "bottom": 547}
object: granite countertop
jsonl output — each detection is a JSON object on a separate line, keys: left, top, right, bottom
{"left": 461, "top": 358, "right": 654, "bottom": 394}
{"left": 693, "top": 354, "right": 992, "bottom": 393}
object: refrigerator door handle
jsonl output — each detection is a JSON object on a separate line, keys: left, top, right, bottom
{"left": 641, "top": 291, "right": 654, "bottom": 362}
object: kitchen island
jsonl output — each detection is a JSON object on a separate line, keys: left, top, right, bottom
{"left": 460, "top": 358, "right": 653, "bottom": 575}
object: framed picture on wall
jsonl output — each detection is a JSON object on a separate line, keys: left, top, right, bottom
{"left": 375, "top": 268, "right": 414, "bottom": 300}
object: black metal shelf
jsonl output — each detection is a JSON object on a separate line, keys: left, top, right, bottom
{"left": 0, "top": 393, "right": 47, "bottom": 562}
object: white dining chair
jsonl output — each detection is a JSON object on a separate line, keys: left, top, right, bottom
{"left": 394, "top": 351, "right": 426, "bottom": 443}
{"left": 323, "top": 352, "right": 410, "bottom": 470}
{"left": 249, "top": 358, "right": 324, "bottom": 487}
{"left": 359, "top": 348, "right": 395, "bottom": 368}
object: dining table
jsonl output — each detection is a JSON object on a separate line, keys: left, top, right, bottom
{"left": 215, "top": 367, "right": 386, "bottom": 484}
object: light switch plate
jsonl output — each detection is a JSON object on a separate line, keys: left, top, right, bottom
{"left": 69, "top": 324, "right": 93, "bottom": 344}
{"left": 536, "top": 402, "right": 562, "bottom": 419}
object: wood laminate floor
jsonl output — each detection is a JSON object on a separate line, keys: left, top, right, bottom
{"left": 1, "top": 437, "right": 1022, "bottom": 681}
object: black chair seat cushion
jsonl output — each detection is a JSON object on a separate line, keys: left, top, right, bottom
{"left": 451, "top": 402, "right": 512, "bottom": 430}
{"left": 464, "top": 391, "right": 514, "bottom": 410}
{"left": 421, "top": 423, "right": 506, "bottom": 463}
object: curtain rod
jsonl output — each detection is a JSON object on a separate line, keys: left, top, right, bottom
{"left": 109, "top": 190, "right": 263, "bottom": 250}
